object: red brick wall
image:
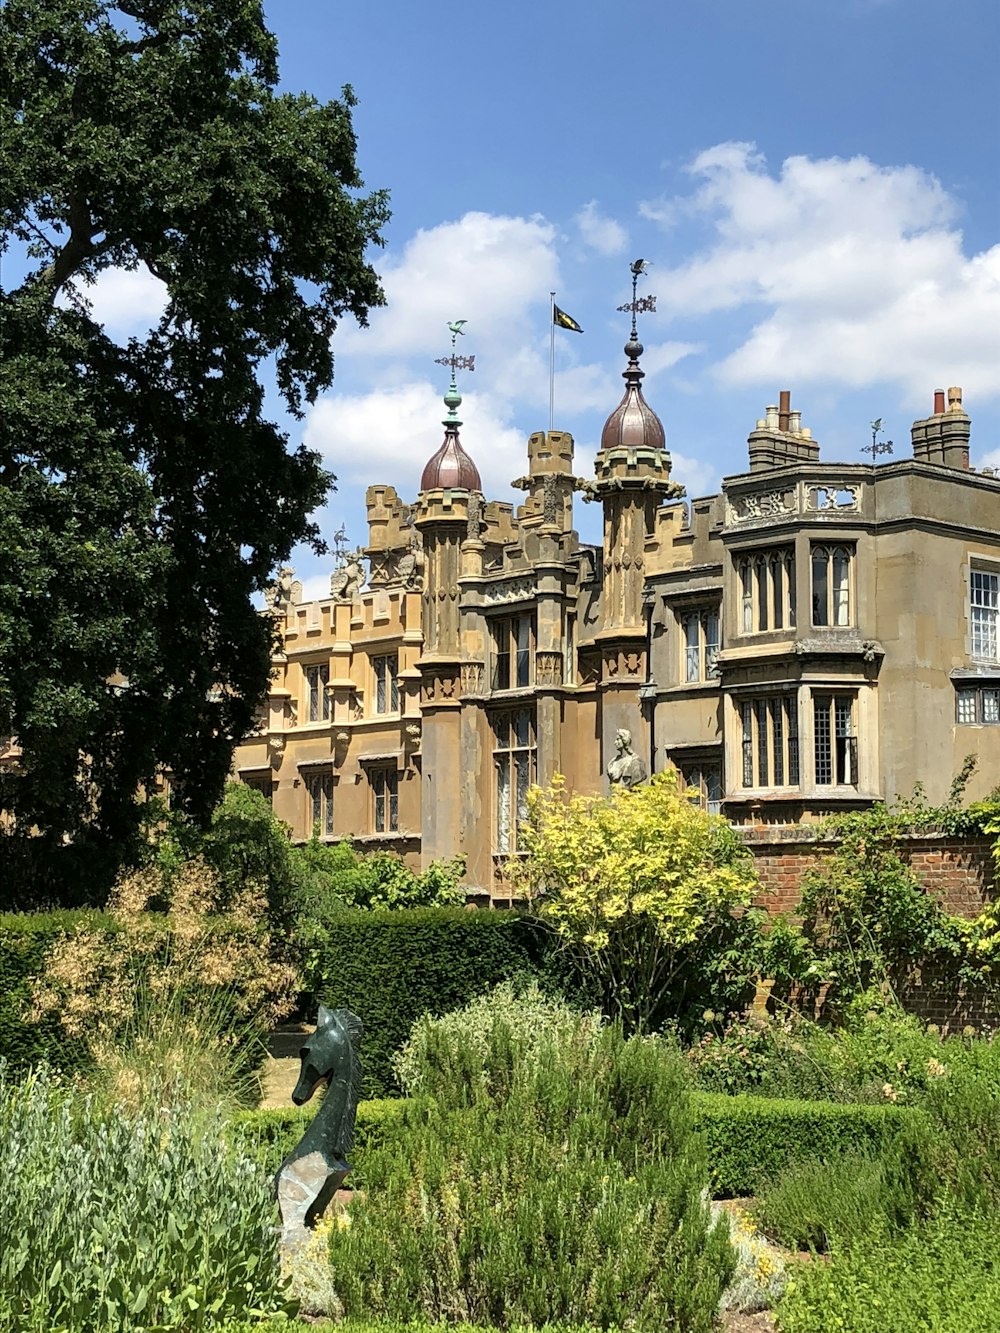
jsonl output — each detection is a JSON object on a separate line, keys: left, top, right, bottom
{"left": 741, "top": 826, "right": 999, "bottom": 1034}
{"left": 742, "top": 827, "right": 997, "bottom": 917}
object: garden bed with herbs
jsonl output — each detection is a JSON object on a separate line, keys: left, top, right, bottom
{"left": 2, "top": 775, "right": 999, "bottom": 1332}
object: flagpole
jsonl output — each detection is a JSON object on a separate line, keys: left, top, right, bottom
{"left": 548, "top": 290, "right": 556, "bottom": 432}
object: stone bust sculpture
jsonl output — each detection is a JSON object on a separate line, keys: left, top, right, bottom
{"left": 606, "top": 728, "right": 647, "bottom": 787}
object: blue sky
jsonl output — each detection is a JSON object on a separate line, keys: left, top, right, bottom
{"left": 82, "top": 0, "right": 1000, "bottom": 596}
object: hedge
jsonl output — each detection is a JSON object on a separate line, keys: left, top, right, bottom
{"left": 231, "top": 1089, "right": 917, "bottom": 1198}
{"left": 228, "top": 1097, "right": 407, "bottom": 1177}
{"left": 693, "top": 1091, "right": 919, "bottom": 1197}
{"left": 299, "top": 908, "right": 549, "bottom": 1097}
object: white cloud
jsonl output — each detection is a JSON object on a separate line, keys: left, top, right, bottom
{"left": 576, "top": 200, "right": 628, "bottom": 256}
{"left": 60, "top": 263, "right": 168, "bottom": 336}
{"left": 641, "top": 143, "right": 1000, "bottom": 403}
{"left": 976, "top": 447, "right": 1000, "bottom": 473}
{"left": 670, "top": 450, "right": 719, "bottom": 499}
{"left": 304, "top": 381, "right": 530, "bottom": 501}
{"left": 636, "top": 340, "right": 703, "bottom": 380}
{"left": 341, "top": 211, "right": 559, "bottom": 359}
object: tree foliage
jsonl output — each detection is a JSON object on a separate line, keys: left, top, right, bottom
{"left": 0, "top": 1, "right": 388, "bottom": 891}
{"left": 508, "top": 772, "right": 763, "bottom": 1033}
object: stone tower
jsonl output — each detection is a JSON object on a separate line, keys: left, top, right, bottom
{"left": 413, "top": 360, "right": 483, "bottom": 864}
{"left": 592, "top": 266, "right": 682, "bottom": 783}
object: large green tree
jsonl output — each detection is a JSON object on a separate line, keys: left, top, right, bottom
{"left": 0, "top": 1, "right": 388, "bottom": 899}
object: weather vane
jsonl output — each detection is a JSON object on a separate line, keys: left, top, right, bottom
{"left": 862, "top": 418, "right": 894, "bottom": 465}
{"left": 434, "top": 319, "right": 476, "bottom": 379}
{"left": 616, "top": 259, "right": 657, "bottom": 337}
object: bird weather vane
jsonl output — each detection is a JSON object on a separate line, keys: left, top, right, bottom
{"left": 434, "top": 319, "right": 476, "bottom": 378}
{"left": 862, "top": 418, "right": 894, "bottom": 464}
{"left": 617, "top": 258, "right": 657, "bottom": 335}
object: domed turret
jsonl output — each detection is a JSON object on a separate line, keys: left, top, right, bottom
{"left": 420, "top": 329, "right": 481, "bottom": 491}
{"left": 599, "top": 331, "right": 666, "bottom": 452}
{"left": 420, "top": 384, "right": 482, "bottom": 491}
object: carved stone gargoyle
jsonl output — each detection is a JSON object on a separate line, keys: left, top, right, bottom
{"left": 274, "top": 1006, "right": 363, "bottom": 1242}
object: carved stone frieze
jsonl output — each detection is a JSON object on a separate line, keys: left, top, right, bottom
{"left": 420, "top": 670, "right": 459, "bottom": 703}
{"left": 534, "top": 652, "right": 563, "bottom": 686}
{"left": 603, "top": 647, "right": 644, "bottom": 679}
{"left": 460, "top": 661, "right": 486, "bottom": 695}
{"left": 481, "top": 575, "right": 535, "bottom": 606}
{"left": 726, "top": 490, "right": 794, "bottom": 524}
{"left": 806, "top": 484, "right": 860, "bottom": 512}
{"left": 542, "top": 475, "right": 560, "bottom": 526}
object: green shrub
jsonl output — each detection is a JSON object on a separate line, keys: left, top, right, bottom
{"left": 298, "top": 908, "right": 548, "bottom": 1096}
{"left": 326, "top": 1024, "right": 734, "bottom": 1332}
{"left": 754, "top": 1149, "right": 922, "bottom": 1251}
{"left": 392, "top": 977, "right": 604, "bottom": 1097}
{"left": 0, "top": 1065, "right": 292, "bottom": 1332}
{"left": 291, "top": 835, "right": 466, "bottom": 915}
{"left": 776, "top": 1208, "right": 1000, "bottom": 1333}
{"left": 692, "top": 1091, "right": 917, "bottom": 1198}
{"left": 684, "top": 1004, "right": 997, "bottom": 1108}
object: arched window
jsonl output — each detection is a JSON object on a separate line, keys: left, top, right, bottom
{"left": 811, "top": 545, "right": 852, "bottom": 627}
{"left": 735, "top": 548, "right": 795, "bottom": 634}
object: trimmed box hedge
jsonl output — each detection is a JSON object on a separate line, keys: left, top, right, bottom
{"left": 299, "top": 908, "right": 549, "bottom": 1097}
{"left": 693, "top": 1090, "right": 918, "bottom": 1197}
{"left": 228, "top": 1097, "right": 407, "bottom": 1176}
{"left": 231, "top": 1089, "right": 917, "bottom": 1198}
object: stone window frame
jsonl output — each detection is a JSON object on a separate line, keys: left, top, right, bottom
{"left": 239, "top": 771, "right": 273, "bottom": 804}
{"left": 969, "top": 564, "right": 999, "bottom": 661}
{"left": 679, "top": 605, "right": 721, "bottom": 683}
{"left": 304, "top": 769, "right": 334, "bottom": 837}
{"left": 956, "top": 685, "right": 1000, "bottom": 726}
{"left": 491, "top": 706, "right": 536, "bottom": 856}
{"left": 490, "top": 611, "right": 535, "bottom": 692}
{"left": 303, "top": 661, "right": 331, "bottom": 723}
{"left": 369, "top": 765, "right": 399, "bottom": 833}
{"left": 810, "top": 543, "right": 854, "bottom": 629}
{"left": 813, "top": 692, "right": 859, "bottom": 787}
{"left": 678, "top": 760, "right": 723, "bottom": 815}
{"left": 735, "top": 548, "right": 796, "bottom": 635}
{"left": 739, "top": 694, "right": 800, "bottom": 790}
{"left": 371, "top": 652, "right": 400, "bottom": 715}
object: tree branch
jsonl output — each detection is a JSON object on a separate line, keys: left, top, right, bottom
{"left": 119, "top": 27, "right": 195, "bottom": 56}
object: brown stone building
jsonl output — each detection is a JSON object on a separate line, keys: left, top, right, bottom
{"left": 233, "top": 330, "right": 1000, "bottom": 896}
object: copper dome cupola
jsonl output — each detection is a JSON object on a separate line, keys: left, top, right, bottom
{"left": 419, "top": 321, "right": 482, "bottom": 492}
{"left": 599, "top": 329, "right": 666, "bottom": 453}
{"left": 599, "top": 260, "right": 666, "bottom": 453}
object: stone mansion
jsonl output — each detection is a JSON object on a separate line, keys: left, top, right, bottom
{"left": 233, "top": 326, "right": 1000, "bottom": 897}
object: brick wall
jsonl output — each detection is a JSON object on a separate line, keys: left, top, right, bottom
{"left": 742, "top": 826, "right": 997, "bottom": 917}
{"left": 741, "top": 825, "right": 999, "bottom": 1033}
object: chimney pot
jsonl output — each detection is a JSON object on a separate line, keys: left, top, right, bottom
{"left": 765, "top": 404, "right": 779, "bottom": 430}
{"left": 778, "top": 390, "right": 791, "bottom": 432}
{"left": 948, "top": 386, "right": 963, "bottom": 411}
{"left": 934, "top": 389, "right": 945, "bottom": 414}
{"left": 789, "top": 410, "right": 802, "bottom": 435}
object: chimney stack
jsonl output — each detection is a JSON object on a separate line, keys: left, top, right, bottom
{"left": 748, "top": 390, "right": 820, "bottom": 472}
{"left": 912, "top": 386, "right": 970, "bottom": 470}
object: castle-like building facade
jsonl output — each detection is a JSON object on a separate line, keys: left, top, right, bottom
{"left": 233, "top": 326, "right": 1000, "bottom": 896}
